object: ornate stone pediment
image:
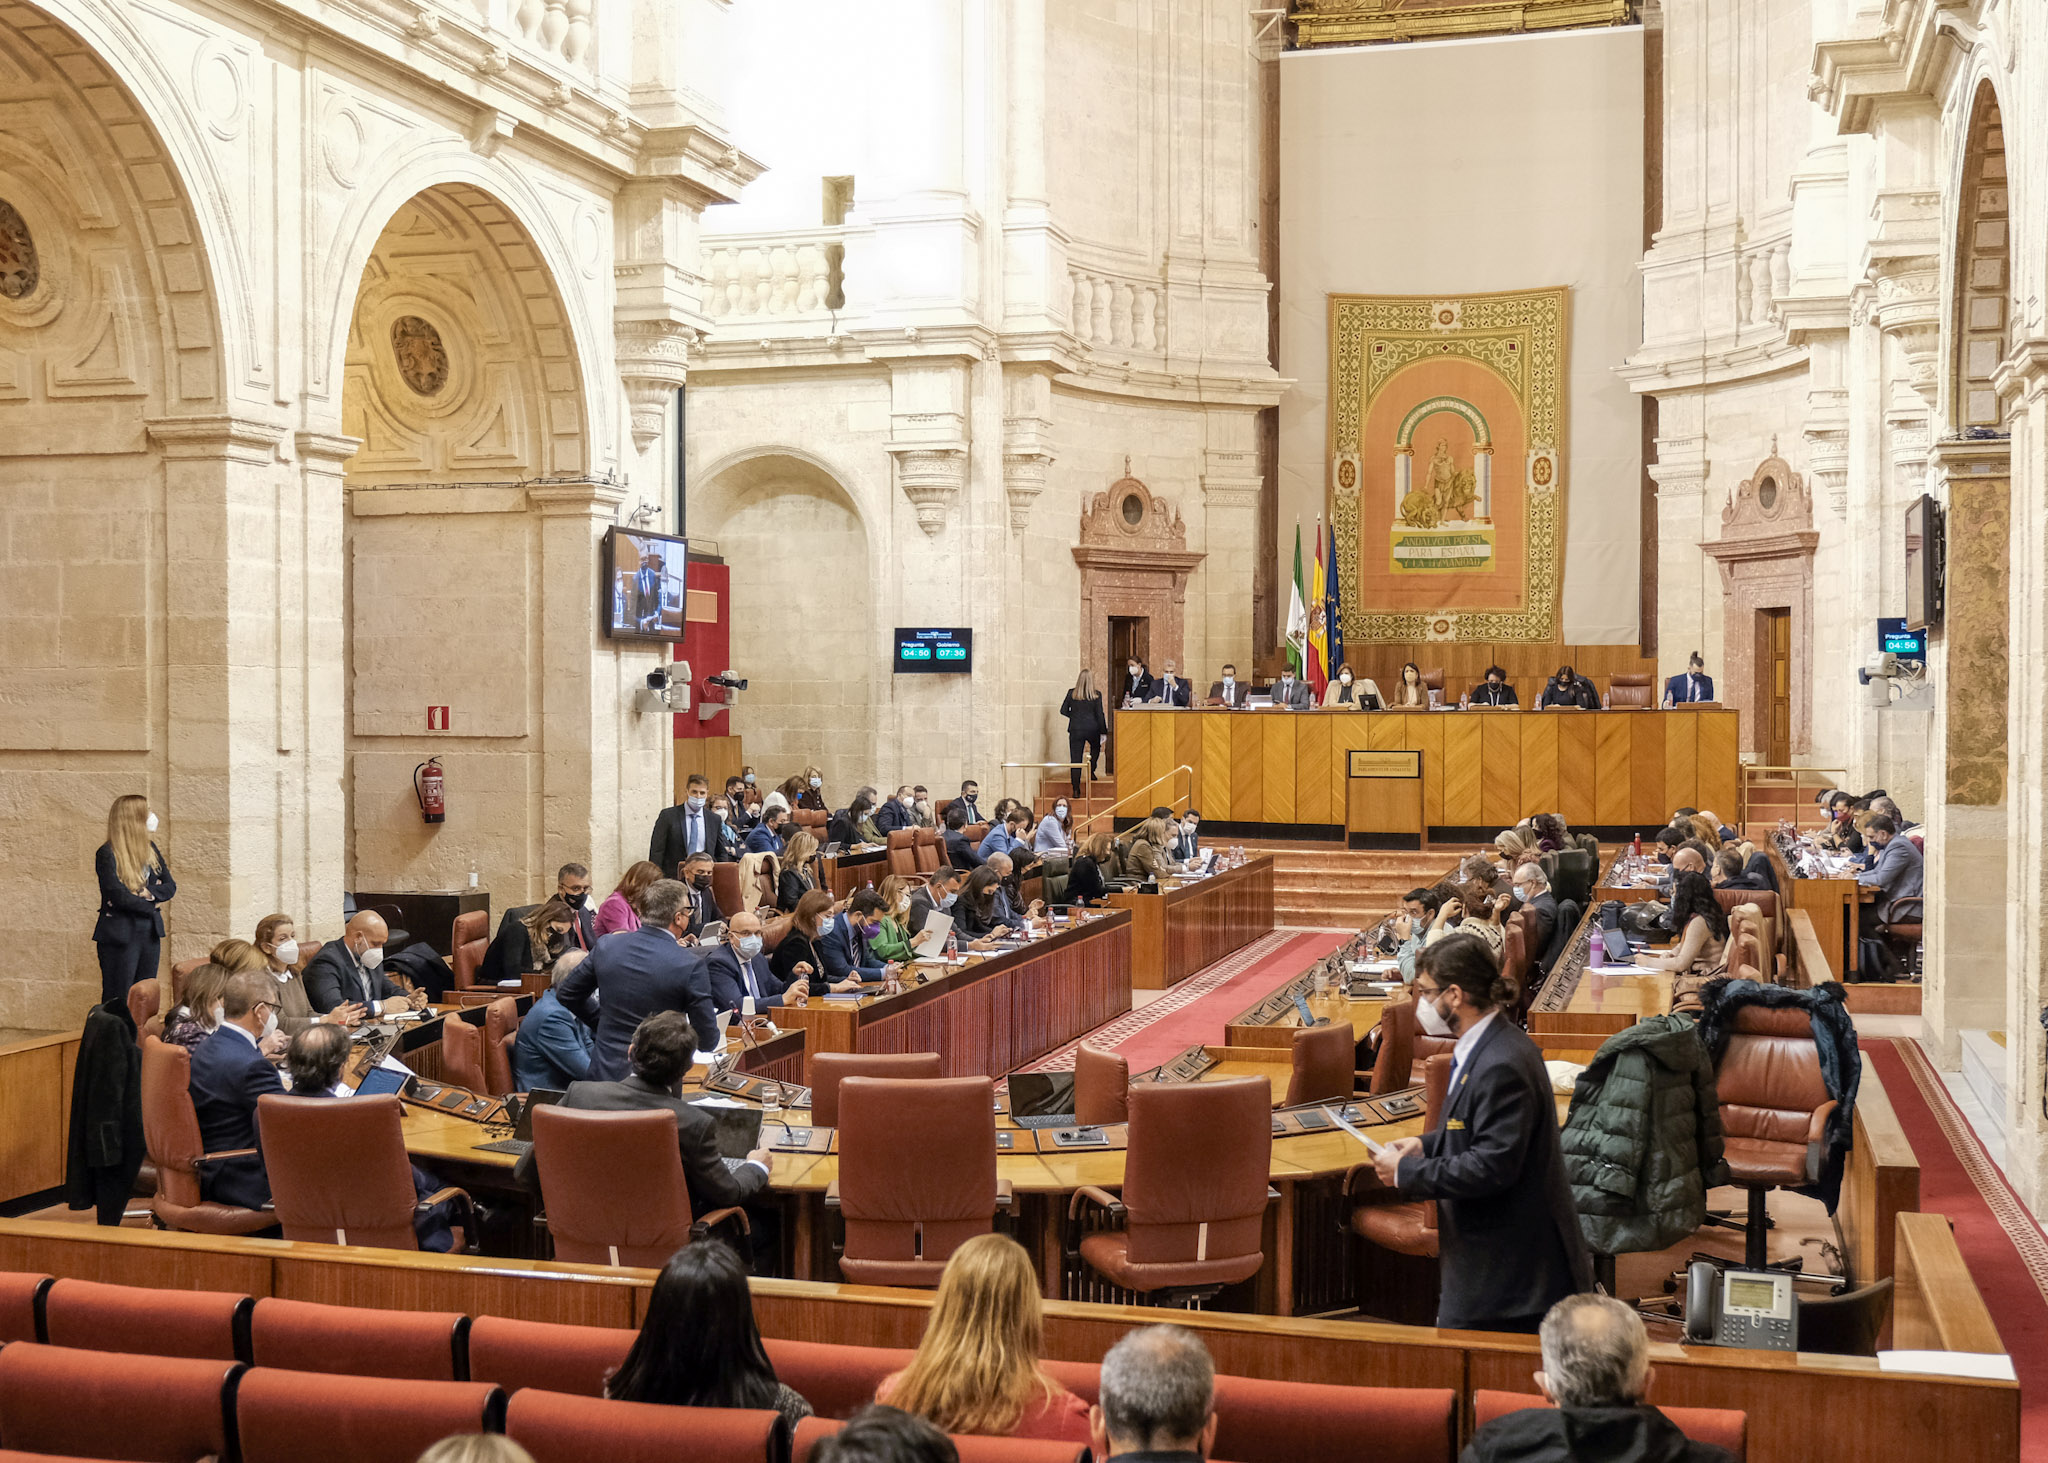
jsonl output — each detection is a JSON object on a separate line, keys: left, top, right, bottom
{"left": 1714, "top": 446, "right": 1814, "bottom": 544}
{"left": 1076, "top": 464, "right": 1193, "bottom": 566}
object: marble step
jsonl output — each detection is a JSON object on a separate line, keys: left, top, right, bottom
{"left": 1960, "top": 1029, "right": 2008, "bottom": 1135}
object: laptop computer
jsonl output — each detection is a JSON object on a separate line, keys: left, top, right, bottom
{"left": 473, "top": 1087, "right": 565, "bottom": 1157}
{"left": 702, "top": 1102, "right": 766, "bottom": 1173}
{"left": 1005, "top": 1071, "right": 1077, "bottom": 1129}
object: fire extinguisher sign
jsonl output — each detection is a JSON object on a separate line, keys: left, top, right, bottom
{"left": 427, "top": 706, "right": 451, "bottom": 732}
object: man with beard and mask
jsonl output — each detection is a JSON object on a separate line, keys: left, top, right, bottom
{"left": 1373, "top": 936, "right": 1593, "bottom": 1333}
{"left": 703, "top": 909, "right": 790, "bottom": 1011}
{"left": 302, "top": 910, "right": 426, "bottom": 1017}
{"left": 557, "top": 878, "right": 720, "bottom": 1081}
{"left": 554, "top": 862, "right": 596, "bottom": 949}
{"left": 186, "top": 970, "right": 287, "bottom": 1215}
{"left": 679, "top": 851, "right": 721, "bottom": 930}
{"left": 906, "top": 864, "right": 966, "bottom": 941}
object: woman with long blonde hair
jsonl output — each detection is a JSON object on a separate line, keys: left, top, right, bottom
{"left": 877, "top": 1234, "right": 1090, "bottom": 1442}
{"left": 777, "top": 830, "right": 820, "bottom": 913}
{"left": 1059, "top": 668, "right": 1107, "bottom": 799}
{"left": 93, "top": 793, "right": 176, "bottom": 1008}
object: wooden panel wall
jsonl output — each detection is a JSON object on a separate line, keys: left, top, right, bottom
{"left": 1327, "top": 643, "right": 1655, "bottom": 697}
{"left": 1116, "top": 710, "right": 1741, "bottom": 831}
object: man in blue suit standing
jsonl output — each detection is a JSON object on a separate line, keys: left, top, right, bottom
{"left": 557, "top": 879, "right": 720, "bottom": 1081}
{"left": 1663, "top": 651, "right": 1715, "bottom": 706}
{"left": 187, "top": 970, "right": 286, "bottom": 1212}
{"left": 703, "top": 911, "right": 789, "bottom": 1011}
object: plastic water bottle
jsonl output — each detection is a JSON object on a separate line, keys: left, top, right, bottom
{"left": 468, "top": 859, "right": 478, "bottom": 889}
{"left": 945, "top": 928, "right": 959, "bottom": 960}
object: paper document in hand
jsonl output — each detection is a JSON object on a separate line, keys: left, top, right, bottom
{"left": 1324, "top": 1104, "right": 1385, "bottom": 1156}
{"left": 911, "top": 912, "right": 953, "bottom": 958}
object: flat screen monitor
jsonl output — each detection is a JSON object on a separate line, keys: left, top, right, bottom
{"left": 603, "top": 528, "right": 688, "bottom": 642}
{"left": 894, "top": 627, "right": 973, "bottom": 674}
{"left": 1877, "top": 617, "right": 1927, "bottom": 660}
{"left": 1903, "top": 494, "right": 1942, "bottom": 631}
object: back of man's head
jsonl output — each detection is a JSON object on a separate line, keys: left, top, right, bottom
{"left": 286, "top": 1022, "right": 350, "bottom": 1092}
{"left": 1712, "top": 847, "right": 1746, "bottom": 880}
{"left": 641, "top": 878, "right": 688, "bottom": 930}
{"left": 628, "top": 1011, "right": 697, "bottom": 1089}
{"left": 221, "top": 969, "right": 272, "bottom": 1022}
{"left": 551, "top": 947, "right": 589, "bottom": 989}
{"left": 1537, "top": 1295, "right": 1651, "bottom": 1409}
{"left": 813, "top": 1406, "right": 957, "bottom": 1463}
{"left": 1868, "top": 814, "right": 1897, "bottom": 837}
{"left": 1094, "top": 1324, "right": 1216, "bottom": 1458}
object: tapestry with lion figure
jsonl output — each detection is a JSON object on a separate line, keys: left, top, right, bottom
{"left": 1326, "top": 287, "right": 1568, "bottom": 643}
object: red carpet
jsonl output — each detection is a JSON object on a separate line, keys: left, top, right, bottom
{"left": 1024, "top": 929, "right": 1349, "bottom": 1073}
{"left": 1866, "top": 1038, "right": 2048, "bottom": 1458}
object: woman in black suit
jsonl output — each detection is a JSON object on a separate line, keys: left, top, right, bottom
{"left": 771, "top": 889, "right": 852, "bottom": 997}
{"left": 1059, "top": 669, "right": 1107, "bottom": 797}
{"left": 1060, "top": 834, "right": 1112, "bottom": 908}
{"left": 93, "top": 793, "right": 176, "bottom": 1007}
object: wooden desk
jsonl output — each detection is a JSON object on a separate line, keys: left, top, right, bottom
{"left": 1791, "top": 875, "right": 1859, "bottom": 978}
{"left": 0, "top": 1029, "right": 78, "bottom": 1204}
{"left": 1104, "top": 855, "right": 1275, "bottom": 989}
{"left": 1115, "top": 706, "right": 1740, "bottom": 838}
{"left": 820, "top": 849, "right": 887, "bottom": 899}
{"left": 768, "top": 911, "right": 1132, "bottom": 1080}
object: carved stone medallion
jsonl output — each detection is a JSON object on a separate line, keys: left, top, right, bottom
{"left": 0, "top": 200, "right": 38, "bottom": 301}
{"left": 390, "top": 315, "right": 448, "bottom": 396}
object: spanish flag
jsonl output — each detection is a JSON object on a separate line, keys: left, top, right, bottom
{"left": 1306, "top": 517, "right": 1329, "bottom": 697}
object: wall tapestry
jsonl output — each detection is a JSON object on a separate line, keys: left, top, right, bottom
{"left": 1327, "top": 287, "right": 1568, "bottom": 643}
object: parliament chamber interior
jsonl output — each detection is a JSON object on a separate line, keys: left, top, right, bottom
{"left": 0, "top": 0, "right": 2042, "bottom": 1460}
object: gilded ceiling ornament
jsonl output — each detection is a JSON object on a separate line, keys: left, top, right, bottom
{"left": 390, "top": 315, "right": 448, "bottom": 396}
{"left": 0, "top": 200, "right": 38, "bottom": 301}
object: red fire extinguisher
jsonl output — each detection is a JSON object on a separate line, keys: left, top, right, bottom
{"left": 414, "top": 757, "right": 446, "bottom": 824}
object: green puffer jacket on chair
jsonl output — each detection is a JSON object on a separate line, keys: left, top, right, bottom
{"left": 1560, "top": 1013, "right": 1727, "bottom": 1255}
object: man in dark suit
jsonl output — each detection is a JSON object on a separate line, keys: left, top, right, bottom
{"left": 302, "top": 911, "right": 427, "bottom": 1017}
{"left": 906, "top": 866, "right": 967, "bottom": 942}
{"left": 187, "top": 971, "right": 286, "bottom": 1212}
{"left": 555, "top": 863, "right": 597, "bottom": 950}
{"left": 1663, "top": 651, "right": 1715, "bottom": 706}
{"left": 1267, "top": 668, "right": 1314, "bottom": 709}
{"left": 703, "top": 911, "right": 788, "bottom": 1010}
{"left": 650, "top": 773, "right": 730, "bottom": 876}
{"left": 1375, "top": 937, "right": 1593, "bottom": 1331}
{"left": 954, "top": 779, "right": 985, "bottom": 825}
{"left": 632, "top": 549, "right": 663, "bottom": 632}
{"left": 556, "top": 879, "right": 719, "bottom": 1081}
{"left": 1150, "top": 660, "right": 1192, "bottom": 707}
{"left": 744, "top": 806, "right": 789, "bottom": 856}
{"left": 722, "top": 776, "right": 758, "bottom": 831}
{"left": 681, "top": 852, "right": 721, "bottom": 930}
{"left": 942, "top": 804, "right": 982, "bottom": 871}
{"left": 874, "top": 785, "right": 917, "bottom": 835}
{"left": 1208, "top": 662, "right": 1251, "bottom": 708}
{"left": 1509, "top": 862, "right": 1561, "bottom": 972}
{"left": 817, "top": 891, "right": 895, "bottom": 985}
{"left": 512, "top": 1011, "right": 778, "bottom": 1271}
{"left": 1120, "top": 659, "right": 1155, "bottom": 707}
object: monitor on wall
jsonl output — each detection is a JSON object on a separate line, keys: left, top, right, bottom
{"left": 603, "top": 527, "right": 688, "bottom": 642}
{"left": 894, "top": 627, "right": 972, "bottom": 674}
{"left": 1903, "top": 494, "right": 1943, "bottom": 632}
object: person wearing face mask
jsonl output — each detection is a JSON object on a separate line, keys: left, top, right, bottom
{"left": 1120, "top": 658, "right": 1155, "bottom": 708}
{"left": 554, "top": 863, "right": 596, "bottom": 948}
{"left": 160, "top": 962, "right": 232, "bottom": 1050}
{"left": 1150, "top": 661, "right": 1191, "bottom": 708}
{"left": 556, "top": 878, "right": 721, "bottom": 1081}
{"left": 476, "top": 895, "right": 577, "bottom": 990}
{"left": 831, "top": 789, "right": 882, "bottom": 849}
{"left": 867, "top": 875, "right": 919, "bottom": 964}
{"left": 680, "top": 852, "right": 721, "bottom": 930}
{"left": 816, "top": 889, "right": 899, "bottom": 989}
{"left": 703, "top": 910, "right": 791, "bottom": 1012}
{"left": 1208, "top": 662, "right": 1250, "bottom": 709}
{"left": 1470, "top": 664, "right": 1518, "bottom": 708}
{"left": 1321, "top": 662, "right": 1383, "bottom": 710}
{"left": 650, "top": 774, "right": 730, "bottom": 878}
{"left": 1372, "top": 937, "right": 1594, "bottom": 1332}
{"left": 723, "top": 776, "right": 758, "bottom": 832}
{"left": 94, "top": 793, "right": 178, "bottom": 1008}
{"left": 1267, "top": 664, "right": 1314, "bottom": 711}
{"left": 1538, "top": 663, "right": 1598, "bottom": 711}
{"left": 1167, "top": 810, "right": 1202, "bottom": 864}
{"left": 254, "top": 914, "right": 362, "bottom": 1037}
{"left": 513, "top": 947, "right": 597, "bottom": 1091}
{"left": 186, "top": 970, "right": 289, "bottom": 1219}
{"left": 984, "top": 854, "right": 1043, "bottom": 930}
{"left": 1508, "top": 862, "right": 1560, "bottom": 971}
{"left": 911, "top": 785, "right": 937, "bottom": 828}
{"left": 1392, "top": 887, "right": 1441, "bottom": 980}
{"left": 1060, "top": 833, "right": 1113, "bottom": 908}
{"left": 875, "top": 784, "right": 919, "bottom": 836}
{"left": 745, "top": 805, "right": 790, "bottom": 856}
{"left": 302, "top": 911, "right": 426, "bottom": 1017}
{"left": 907, "top": 864, "right": 968, "bottom": 937}
{"left": 798, "top": 765, "right": 829, "bottom": 812}
{"left": 1034, "top": 798, "right": 1076, "bottom": 858}
{"left": 709, "top": 797, "right": 745, "bottom": 859}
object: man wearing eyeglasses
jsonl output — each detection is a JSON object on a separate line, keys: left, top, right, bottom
{"left": 187, "top": 969, "right": 289, "bottom": 1218}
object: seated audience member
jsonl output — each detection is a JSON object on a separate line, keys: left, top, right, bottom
{"left": 1663, "top": 650, "right": 1716, "bottom": 708}
{"left": 765, "top": 775, "right": 802, "bottom": 819}
{"left": 1529, "top": 813, "right": 1568, "bottom": 853}
{"left": 1685, "top": 813, "right": 1723, "bottom": 850}
{"left": 907, "top": 864, "right": 968, "bottom": 936}
{"left": 1636, "top": 870, "right": 1729, "bottom": 1009}
{"left": 776, "top": 889, "right": 860, "bottom": 996}
{"left": 681, "top": 852, "right": 720, "bottom": 930}
{"left": 954, "top": 779, "right": 986, "bottom": 824}
{"left": 1208, "top": 662, "right": 1250, "bottom": 709}
{"left": 1463, "top": 1294, "right": 1735, "bottom": 1463}
{"left": 1062, "top": 834, "right": 1113, "bottom": 908}
{"left": 1539, "top": 664, "right": 1598, "bottom": 709}
{"left": 513, "top": 948, "right": 595, "bottom": 1092}
{"left": 911, "top": 786, "right": 937, "bottom": 828}
{"left": 1123, "top": 816, "right": 1181, "bottom": 881}
{"left": 1495, "top": 826, "right": 1535, "bottom": 865}
{"left": 1034, "top": 798, "right": 1076, "bottom": 857}
{"left": 1710, "top": 846, "right": 1768, "bottom": 892}
{"left": 513, "top": 1011, "right": 776, "bottom": 1271}
{"left": 815, "top": 1408, "right": 959, "bottom": 1463}
{"left": 942, "top": 803, "right": 983, "bottom": 871}
{"left": 1857, "top": 813, "right": 1923, "bottom": 936}
{"left": 1869, "top": 795, "right": 1918, "bottom": 836}
{"left": 187, "top": 970, "right": 286, "bottom": 1212}
{"left": 818, "top": 889, "right": 897, "bottom": 986}
{"left": 866, "top": 877, "right": 918, "bottom": 963}
{"left": 650, "top": 774, "right": 725, "bottom": 877}
{"left": 777, "top": 830, "right": 821, "bottom": 913}
{"left": 1650, "top": 826, "right": 1687, "bottom": 863}
{"left": 977, "top": 808, "right": 1024, "bottom": 863}
{"left": 256, "top": 914, "right": 361, "bottom": 1035}
{"left": 480, "top": 896, "right": 578, "bottom": 989}
{"left": 606, "top": 1241, "right": 813, "bottom": 1427}
{"left": 746, "top": 805, "right": 791, "bottom": 856}
{"left": 704, "top": 910, "right": 789, "bottom": 1011}
{"left": 597, "top": 861, "right": 662, "bottom": 938}
{"left": 876, "top": 785, "right": 919, "bottom": 835}
{"left": 1389, "top": 661, "right": 1430, "bottom": 708}
{"left": 285, "top": 1024, "right": 457, "bottom": 1251}
{"left": 798, "top": 766, "right": 828, "bottom": 812}
{"left": 162, "top": 962, "right": 231, "bottom": 1050}
{"left": 953, "top": 867, "right": 1014, "bottom": 948}
{"left": 1460, "top": 854, "right": 1503, "bottom": 892}
{"left": 1089, "top": 1324, "right": 1218, "bottom": 1463}
{"left": 708, "top": 794, "right": 746, "bottom": 860}
{"left": 878, "top": 1234, "right": 1090, "bottom": 1443}
{"left": 1323, "top": 663, "right": 1381, "bottom": 708}
{"left": 830, "top": 791, "right": 879, "bottom": 849}
{"left": 719, "top": 775, "right": 755, "bottom": 831}
{"left": 1151, "top": 660, "right": 1192, "bottom": 708}
{"left": 303, "top": 912, "right": 427, "bottom": 1017}
{"left": 1511, "top": 863, "right": 1560, "bottom": 963}
{"left": 1471, "top": 664, "right": 1518, "bottom": 707}
{"left": 1392, "top": 887, "right": 1441, "bottom": 979}
{"left": 985, "top": 853, "right": 1043, "bottom": 930}
{"left": 1167, "top": 809, "right": 1202, "bottom": 864}
{"left": 1455, "top": 889, "right": 1509, "bottom": 958}
{"left": 552, "top": 863, "right": 596, "bottom": 948}
{"left": 1266, "top": 664, "right": 1314, "bottom": 710}
{"left": 556, "top": 879, "right": 719, "bottom": 1080}
{"left": 212, "top": 940, "right": 284, "bottom": 1056}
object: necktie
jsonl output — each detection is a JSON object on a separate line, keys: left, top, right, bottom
{"left": 689, "top": 810, "right": 701, "bottom": 853}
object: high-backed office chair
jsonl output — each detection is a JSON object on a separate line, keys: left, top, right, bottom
{"left": 1285, "top": 1020, "right": 1356, "bottom": 1107}
{"left": 532, "top": 1105, "right": 747, "bottom": 1266}
{"left": 1071, "top": 1077, "right": 1273, "bottom": 1303}
{"left": 138, "top": 1035, "right": 277, "bottom": 1236}
{"left": 1500, "top": 912, "right": 1532, "bottom": 1010}
{"left": 449, "top": 910, "right": 490, "bottom": 992}
{"left": 258, "top": 1093, "right": 472, "bottom": 1252}
{"left": 126, "top": 977, "right": 161, "bottom": 1030}
{"left": 1366, "top": 998, "right": 1415, "bottom": 1097}
{"left": 1073, "top": 1044, "right": 1130, "bottom": 1126}
{"left": 711, "top": 861, "right": 744, "bottom": 919}
{"left": 1795, "top": 1275, "right": 1894, "bottom": 1356}
{"left": 440, "top": 1013, "right": 487, "bottom": 1091}
{"left": 963, "top": 823, "right": 989, "bottom": 850}
{"left": 1608, "top": 672, "right": 1655, "bottom": 708}
{"left": 483, "top": 997, "right": 520, "bottom": 1095}
{"left": 248, "top": 1296, "right": 468, "bottom": 1379}
{"left": 1713, "top": 888, "right": 1782, "bottom": 974}
{"left": 41, "top": 1277, "right": 251, "bottom": 1361}
{"left": 1411, "top": 1032, "right": 1454, "bottom": 1083}
{"left": 1712, "top": 1005, "right": 1837, "bottom": 1268}
{"left": 1725, "top": 905, "right": 1769, "bottom": 984}
{"left": 1343, "top": 1054, "right": 1454, "bottom": 1314}
{"left": 1420, "top": 667, "right": 1445, "bottom": 695}
{"left": 795, "top": 808, "right": 830, "bottom": 837}
{"left": 1544, "top": 847, "right": 1596, "bottom": 910}
{"left": 170, "top": 955, "right": 208, "bottom": 993}
{"left": 0, "top": 1342, "right": 241, "bottom": 1462}
{"left": 913, "top": 827, "right": 942, "bottom": 874}
{"left": 832, "top": 1075, "right": 1007, "bottom": 1286}
{"left": 885, "top": 831, "right": 919, "bottom": 879}
{"left": 1472, "top": 1392, "right": 1746, "bottom": 1462}
{"left": 810, "top": 1052, "right": 946, "bottom": 1128}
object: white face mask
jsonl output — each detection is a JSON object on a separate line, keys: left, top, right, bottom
{"left": 1183, "top": 820, "right": 1198, "bottom": 834}
{"left": 743, "top": 773, "right": 755, "bottom": 785}
{"left": 359, "top": 943, "right": 384, "bottom": 969}
{"left": 208, "top": 1002, "right": 225, "bottom": 1028}
{"left": 809, "top": 777, "right": 821, "bottom": 789}
{"left": 895, "top": 894, "right": 911, "bottom": 913}
{"left": 901, "top": 794, "right": 916, "bottom": 808}
{"left": 1128, "top": 665, "right": 1140, "bottom": 676}
{"left": 1223, "top": 674, "right": 1235, "bottom": 684}
{"left": 145, "top": 812, "right": 159, "bottom": 833}
{"left": 272, "top": 939, "right": 299, "bottom": 967}
{"left": 1055, "top": 803, "right": 1068, "bottom": 818}
{"left": 687, "top": 794, "right": 705, "bottom": 811}
{"left": 1416, "top": 993, "right": 1453, "bottom": 1038}
{"left": 259, "top": 1006, "right": 278, "bottom": 1042}
{"left": 1340, "top": 673, "right": 1353, "bottom": 685}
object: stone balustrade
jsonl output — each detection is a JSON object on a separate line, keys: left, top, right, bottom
{"left": 702, "top": 229, "right": 848, "bottom": 325}
{"left": 1068, "top": 266, "right": 1166, "bottom": 353}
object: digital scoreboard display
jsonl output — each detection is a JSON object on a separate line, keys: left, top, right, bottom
{"left": 1877, "top": 616, "right": 1927, "bottom": 659}
{"left": 894, "top": 627, "right": 973, "bottom": 674}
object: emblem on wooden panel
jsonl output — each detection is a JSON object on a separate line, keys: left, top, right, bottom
{"left": 0, "top": 200, "right": 38, "bottom": 301}
{"left": 390, "top": 314, "right": 449, "bottom": 396}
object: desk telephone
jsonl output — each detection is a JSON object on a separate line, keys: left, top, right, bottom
{"left": 1683, "top": 1262, "right": 1797, "bottom": 1351}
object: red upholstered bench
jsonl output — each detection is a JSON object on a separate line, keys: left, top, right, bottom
{"left": 0, "top": 1451, "right": 136, "bottom": 1463}
{"left": 764, "top": 1337, "right": 914, "bottom": 1419}
{"left": 0, "top": 1342, "right": 240, "bottom": 1462}
{"left": 793, "top": 1416, "right": 1087, "bottom": 1463}
{"left": 234, "top": 1368, "right": 504, "bottom": 1463}
{"left": 1472, "top": 1390, "right": 1747, "bottom": 1462}
{"left": 505, "top": 1388, "right": 790, "bottom": 1463}
{"left": 248, "top": 1296, "right": 469, "bottom": 1380}
{"left": 0, "top": 1276, "right": 48, "bottom": 1345}
{"left": 468, "top": 1314, "right": 634, "bottom": 1396}
{"left": 42, "top": 1278, "right": 250, "bottom": 1362}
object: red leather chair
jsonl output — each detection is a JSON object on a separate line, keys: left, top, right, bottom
{"left": 531, "top": 1104, "right": 746, "bottom": 1267}
{"left": 483, "top": 996, "right": 520, "bottom": 1095}
{"left": 1073, "top": 1044, "right": 1129, "bottom": 1126}
{"left": 1211, "top": 1374, "right": 1457, "bottom": 1463}
{"left": 0, "top": 1274, "right": 48, "bottom": 1343}
{"left": 439, "top": 1013, "right": 487, "bottom": 1091}
{"left": 1608, "top": 672, "right": 1655, "bottom": 709}
{"left": 833, "top": 1076, "right": 1006, "bottom": 1286}
{"left": 466, "top": 1315, "right": 632, "bottom": 1398}
{"left": 1725, "top": 905, "right": 1769, "bottom": 984}
{"left": 1410, "top": 1033, "right": 1454, "bottom": 1084}
{"left": 913, "top": 828, "right": 941, "bottom": 874}
{"left": 505, "top": 1386, "right": 789, "bottom": 1463}
{"left": 450, "top": 909, "right": 489, "bottom": 991}
{"left": 125, "top": 979, "right": 161, "bottom": 1031}
{"left": 256, "top": 1094, "right": 471, "bottom": 1252}
{"left": 0, "top": 1342, "right": 240, "bottom": 1461}
{"left": 1285, "top": 1020, "right": 1356, "bottom": 1107}
{"left": 1712, "top": 888, "right": 1782, "bottom": 973}
{"left": 1367, "top": 998, "right": 1415, "bottom": 1096}
{"left": 1714, "top": 1004, "right": 1837, "bottom": 1268}
{"left": 248, "top": 1297, "right": 468, "bottom": 1380}
{"left": 763, "top": 1337, "right": 913, "bottom": 1419}
{"left": 1419, "top": 667, "right": 1445, "bottom": 695}
{"left": 41, "top": 1278, "right": 250, "bottom": 1362}
{"left": 1345, "top": 1054, "right": 1453, "bottom": 1267}
{"left": 1072, "top": 1076, "right": 1273, "bottom": 1302}
{"left": 884, "top": 831, "right": 919, "bottom": 880}
{"left": 711, "top": 862, "right": 744, "bottom": 920}
{"left": 234, "top": 1368, "right": 503, "bottom": 1463}
{"left": 168, "top": 956, "right": 207, "bottom": 995}
{"left": 810, "top": 1052, "right": 945, "bottom": 1129}
{"left": 1472, "top": 1391, "right": 1745, "bottom": 1461}
{"left": 963, "top": 823, "right": 989, "bottom": 849}
{"left": 138, "top": 1036, "right": 276, "bottom": 1236}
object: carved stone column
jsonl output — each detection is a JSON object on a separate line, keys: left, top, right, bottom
{"left": 1870, "top": 255, "right": 1941, "bottom": 413}
{"left": 885, "top": 359, "right": 971, "bottom": 535}
{"left": 615, "top": 319, "right": 696, "bottom": 453}
{"left": 1001, "top": 367, "right": 1054, "bottom": 532}
{"left": 890, "top": 447, "right": 969, "bottom": 536}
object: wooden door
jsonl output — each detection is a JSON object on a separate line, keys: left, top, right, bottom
{"left": 1759, "top": 608, "right": 1792, "bottom": 765}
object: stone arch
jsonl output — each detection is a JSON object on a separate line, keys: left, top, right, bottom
{"left": 1948, "top": 77, "right": 2008, "bottom": 432}
{"left": 1394, "top": 395, "right": 1491, "bottom": 449}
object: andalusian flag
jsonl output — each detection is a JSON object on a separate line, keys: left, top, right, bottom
{"left": 1325, "top": 519, "right": 1344, "bottom": 679}
{"left": 1306, "top": 518, "right": 1329, "bottom": 696}
{"left": 1285, "top": 523, "right": 1307, "bottom": 675}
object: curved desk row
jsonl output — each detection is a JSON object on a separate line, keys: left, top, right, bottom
{"left": 1104, "top": 854, "right": 1276, "bottom": 990}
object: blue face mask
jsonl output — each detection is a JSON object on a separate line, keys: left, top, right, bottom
{"left": 736, "top": 935, "right": 763, "bottom": 961}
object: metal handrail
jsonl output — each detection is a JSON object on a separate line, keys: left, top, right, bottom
{"left": 1079, "top": 765, "right": 1193, "bottom": 831}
